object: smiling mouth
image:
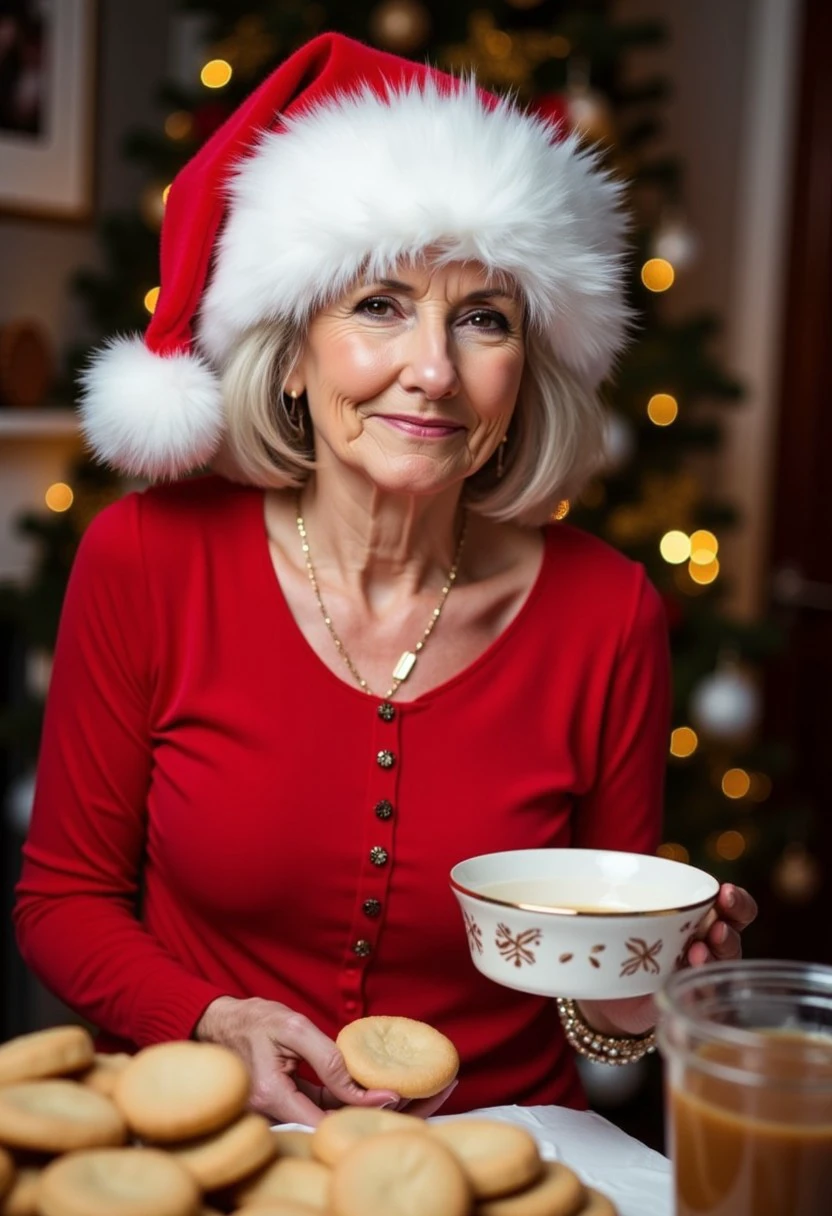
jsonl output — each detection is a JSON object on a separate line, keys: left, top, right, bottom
{"left": 375, "top": 415, "right": 465, "bottom": 438}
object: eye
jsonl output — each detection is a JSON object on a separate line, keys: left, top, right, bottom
{"left": 461, "top": 309, "right": 510, "bottom": 332}
{"left": 355, "top": 295, "right": 399, "bottom": 319}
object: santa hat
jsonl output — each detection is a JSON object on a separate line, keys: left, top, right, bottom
{"left": 80, "top": 32, "right": 629, "bottom": 480}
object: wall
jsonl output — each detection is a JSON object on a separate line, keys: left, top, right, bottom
{"left": 0, "top": 0, "right": 174, "bottom": 579}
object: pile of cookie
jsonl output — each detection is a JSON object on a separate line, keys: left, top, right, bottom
{"left": 0, "top": 1021, "right": 620, "bottom": 1216}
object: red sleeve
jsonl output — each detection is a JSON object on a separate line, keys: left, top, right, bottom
{"left": 572, "top": 565, "right": 671, "bottom": 854}
{"left": 14, "top": 493, "right": 226, "bottom": 1045}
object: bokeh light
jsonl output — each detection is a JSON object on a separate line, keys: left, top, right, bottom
{"left": 45, "top": 483, "right": 74, "bottom": 513}
{"left": 201, "top": 59, "right": 233, "bottom": 89}
{"left": 713, "top": 829, "right": 746, "bottom": 861}
{"left": 647, "top": 393, "right": 678, "bottom": 426}
{"left": 657, "top": 841, "right": 690, "bottom": 864}
{"left": 689, "top": 529, "right": 719, "bottom": 564}
{"left": 670, "top": 726, "right": 698, "bottom": 758}
{"left": 660, "top": 530, "right": 691, "bottom": 564}
{"left": 689, "top": 557, "right": 720, "bottom": 585}
{"left": 722, "top": 768, "right": 752, "bottom": 799}
{"left": 143, "top": 286, "right": 160, "bottom": 314}
{"left": 641, "top": 258, "right": 675, "bottom": 292}
{"left": 164, "top": 111, "right": 193, "bottom": 140}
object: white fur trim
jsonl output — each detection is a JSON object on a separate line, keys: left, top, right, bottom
{"left": 199, "top": 80, "right": 629, "bottom": 386}
{"left": 79, "top": 336, "right": 223, "bottom": 478}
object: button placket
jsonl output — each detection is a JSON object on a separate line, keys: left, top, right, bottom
{"left": 342, "top": 702, "right": 401, "bottom": 1011}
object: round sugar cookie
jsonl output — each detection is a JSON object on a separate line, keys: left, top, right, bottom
{"left": 580, "top": 1188, "right": 618, "bottom": 1216}
{"left": 0, "top": 1027, "right": 94, "bottom": 1086}
{"left": 430, "top": 1118, "right": 542, "bottom": 1198}
{"left": 80, "top": 1054, "right": 132, "bottom": 1098}
{"left": 476, "top": 1161, "right": 586, "bottom": 1216}
{"left": 1, "top": 1163, "right": 42, "bottom": 1215}
{"left": 312, "top": 1106, "right": 426, "bottom": 1166}
{"left": 113, "top": 1041, "right": 249, "bottom": 1142}
{"left": 167, "top": 1112, "right": 277, "bottom": 1190}
{"left": 330, "top": 1129, "right": 470, "bottom": 1216}
{"left": 0, "top": 1081, "right": 126, "bottom": 1153}
{"left": 37, "top": 1147, "right": 199, "bottom": 1216}
{"left": 273, "top": 1129, "right": 315, "bottom": 1158}
{"left": 234, "top": 1157, "right": 331, "bottom": 1210}
{"left": 336, "top": 1016, "right": 459, "bottom": 1099}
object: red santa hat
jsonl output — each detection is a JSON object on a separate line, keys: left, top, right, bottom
{"left": 80, "top": 32, "right": 629, "bottom": 479}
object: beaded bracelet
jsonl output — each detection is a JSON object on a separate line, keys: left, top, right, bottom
{"left": 556, "top": 997, "right": 657, "bottom": 1066}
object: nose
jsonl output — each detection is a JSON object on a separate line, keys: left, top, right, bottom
{"left": 398, "top": 317, "right": 460, "bottom": 400}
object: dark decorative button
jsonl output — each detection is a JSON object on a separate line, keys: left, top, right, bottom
{"left": 353, "top": 940, "right": 372, "bottom": 957}
{"left": 378, "top": 701, "right": 396, "bottom": 722}
{"left": 376, "top": 750, "right": 395, "bottom": 769}
{"left": 374, "top": 799, "right": 394, "bottom": 820}
{"left": 370, "top": 846, "right": 389, "bottom": 866}
{"left": 363, "top": 898, "right": 382, "bottom": 918}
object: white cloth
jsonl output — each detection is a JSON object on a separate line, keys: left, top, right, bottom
{"left": 275, "top": 1103, "right": 673, "bottom": 1216}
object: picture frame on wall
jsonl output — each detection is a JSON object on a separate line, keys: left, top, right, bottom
{"left": 0, "top": 0, "right": 97, "bottom": 221}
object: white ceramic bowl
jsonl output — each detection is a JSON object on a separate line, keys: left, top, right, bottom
{"left": 450, "top": 848, "right": 719, "bottom": 1000}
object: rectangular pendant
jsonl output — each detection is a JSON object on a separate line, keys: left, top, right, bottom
{"left": 392, "top": 651, "right": 417, "bottom": 682}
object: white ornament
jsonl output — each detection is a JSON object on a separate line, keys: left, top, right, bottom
{"left": 690, "top": 664, "right": 761, "bottom": 739}
{"left": 651, "top": 217, "right": 699, "bottom": 272}
{"left": 577, "top": 1055, "right": 648, "bottom": 1107}
{"left": 601, "top": 412, "right": 636, "bottom": 472}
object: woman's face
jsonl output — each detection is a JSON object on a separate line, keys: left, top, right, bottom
{"left": 289, "top": 258, "right": 526, "bottom": 497}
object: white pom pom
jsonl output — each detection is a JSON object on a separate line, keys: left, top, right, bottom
{"left": 79, "top": 336, "right": 223, "bottom": 479}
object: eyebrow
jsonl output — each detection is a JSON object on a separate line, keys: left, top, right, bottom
{"left": 369, "top": 277, "right": 520, "bottom": 304}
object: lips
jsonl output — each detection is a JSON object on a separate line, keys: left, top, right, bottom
{"left": 374, "top": 414, "right": 465, "bottom": 439}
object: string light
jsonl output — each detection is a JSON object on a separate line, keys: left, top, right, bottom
{"left": 641, "top": 258, "right": 675, "bottom": 293}
{"left": 553, "top": 499, "right": 570, "bottom": 520}
{"left": 660, "top": 531, "right": 691, "bottom": 564}
{"left": 647, "top": 393, "right": 678, "bottom": 426}
{"left": 657, "top": 842, "right": 690, "bottom": 864}
{"left": 713, "top": 829, "right": 746, "bottom": 861}
{"left": 45, "top": 483, "right": 73, "bottom": 513}
{"left": 689, "top": 557, "right": 719, "bottom": 585}
{"left": 143, "top": 286, "right": 160, "bottom": 314}
{"left": 201, "top": 59, "right": 233, "bottom": 89}
{"left": 748, "top": 772, "right": 772, "bottom": 802}
{"left": 670, "top": 726, "right": 698, "bottom": 758}
{"left": 689, "top": 529, "right": 719, "bottom": 564}
{"left": 722, "top": 768, "right": 751, "bottom": 799}
{"left": 164, "top": 111, "right": 193, "bottom": 140}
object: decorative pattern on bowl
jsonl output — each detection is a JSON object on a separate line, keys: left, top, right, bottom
{"left": 450, "top": 848, "right": 719, "bottom": 1000}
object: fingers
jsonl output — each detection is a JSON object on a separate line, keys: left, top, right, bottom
{"left": 401, "top": 1079, "right": 459, "bottom": 1119}
{"left": 278, "top": 1013, "right": 395, "bottom": 1109}
{"left": 717, "top": 883, "right": 758, "bottom": 931}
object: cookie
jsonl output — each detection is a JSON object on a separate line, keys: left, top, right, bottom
{"left": 312, "top": 1107, "right": 426, "bottom": 1167}
{"left": 80, "top": 1053, "right": 132, "bottom": 1098}
{"left": 579, "top": 1188, "right": 618, "bottom": 1216}
{"left": 0, "top": 1163, "right": 42, "bottom": 1216}
{"left": 272, "top": 1129, "right": 315, "bottom": 1158}
{"left": 330, "top": 1129, "right": 470, "bottom": 1216}
{"left": 0, "top": 1081, "right": 126, "bottom": 1153}
{"left": 167, "top": 1112, "right": 277, "bottom": 1190}
{"left": 336, "top": 1017, "right": 459, "bottom": 1099}
{"left": 234, "top": 1206, "right": 329, "bottom": 1216}
{"left": 430, "top": 1119, "right": 542, "bottom": 1198}
{"left": 234, "top": 1157, "right": 331, "bottom": 1210}
{"left": 0, "top": 1146, "right": 14, "bottom": 1199}
{"left": 37, "top": 1147, "right": 199, "bottom": 1216}
{"left": 476, "top": 1161, "right": 586, "bottom": 1216}
{"left": 113, "top": 1041, "right": 249, "bottom": 1142}
{"left": 0, "top": 1027, "right": 94, "bottom": 1087}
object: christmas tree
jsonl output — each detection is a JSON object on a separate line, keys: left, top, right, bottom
{"left": 6, "top": 1, "right": 816, "bottom": 952}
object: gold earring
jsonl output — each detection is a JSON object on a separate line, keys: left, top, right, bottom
{"left": 496, "top": 434, "right": 508, "bottom": 479}
{"left": 285, "top": 389, "right": 305, "bottom": 440}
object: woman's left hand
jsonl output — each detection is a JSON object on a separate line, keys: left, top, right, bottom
{"left": 577, "top": 882, "right": 759, "bottom": 1039}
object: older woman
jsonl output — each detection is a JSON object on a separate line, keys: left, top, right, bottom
{"left": 14, "top": 33, "right": 756, "bottom": 1126}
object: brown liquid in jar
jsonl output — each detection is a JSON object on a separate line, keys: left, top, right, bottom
{"left": 669, "top": 1031, "right": 832, "bottom": 1216}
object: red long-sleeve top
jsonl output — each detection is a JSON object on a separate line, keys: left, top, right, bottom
{"left": 15, "top": 475, "right": 671, "bottom": 1115}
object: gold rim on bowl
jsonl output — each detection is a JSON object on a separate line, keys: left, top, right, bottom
{"left": 448, "top": 875, "right": 718, "bottom": 918}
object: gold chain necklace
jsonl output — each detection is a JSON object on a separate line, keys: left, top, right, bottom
{"left": 295, "top": 493, "right": 468, "bottom": 700}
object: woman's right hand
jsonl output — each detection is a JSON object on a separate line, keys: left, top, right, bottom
{"left": 194, "top": 995, "right": 402, "bottom": 1126}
